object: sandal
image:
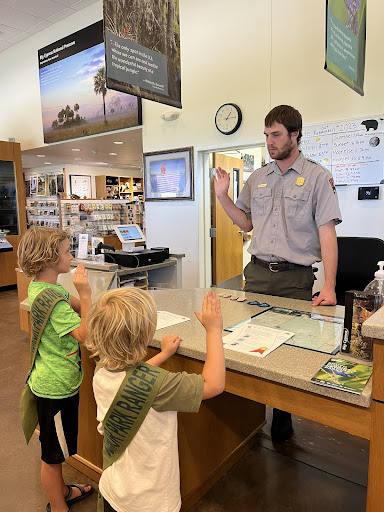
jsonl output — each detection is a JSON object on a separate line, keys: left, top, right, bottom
{"left": 46, "top": 484, "right": 93, "bottom": 512}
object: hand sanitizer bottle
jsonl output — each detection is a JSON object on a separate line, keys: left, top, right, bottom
{"left": 364, "top": 261, "right": 384, "bottom": 311}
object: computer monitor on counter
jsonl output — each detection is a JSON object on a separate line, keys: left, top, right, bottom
{"left": 114, "top": 224, "right": 145, "bottom": 252}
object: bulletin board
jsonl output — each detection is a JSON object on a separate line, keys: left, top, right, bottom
{"left": 301, "top": 115, "right": 384, "bottom": 185}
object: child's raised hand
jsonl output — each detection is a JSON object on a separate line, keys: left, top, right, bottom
{"left": 161, "top": 334, "right": 181, "bottom": 357}
{"left": 73, "top": 264, "right": 91, "bottom": 298}
{"left": 194, "top": 291, "right": 223, "bottom": 333}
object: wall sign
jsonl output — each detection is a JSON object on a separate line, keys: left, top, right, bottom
{"left": 325, "top": 0, "right": 367, "bottom": 96}
{"left": 301, "top": 115, "right": 384, "bottom": 185}
{"left": 104, "top": 0, "right": 182, "bottom": 108}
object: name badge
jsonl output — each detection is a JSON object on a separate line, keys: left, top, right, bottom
{"left": 258, "top": 183, "right": 267, "bottom": 188}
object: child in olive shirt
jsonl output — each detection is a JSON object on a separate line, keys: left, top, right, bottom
{"left": 85, "top": 288, "right": 225, "bottom": 512}
{"left": 18, "top": 227, "right": 93, "bottom": 512}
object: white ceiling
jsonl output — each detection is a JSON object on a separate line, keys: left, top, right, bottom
{"left": 21, "top": 128, "right": 144, "bottom": 170}
{"left": 0, "top": 0, "right": 99, "bottom": 54}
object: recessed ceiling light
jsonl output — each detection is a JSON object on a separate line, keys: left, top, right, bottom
{"left": 72, "top": 148, "right": 80, "bottom": 152}
{"left": 37, "top": 154, "right": 45, "bottom": 157}
{"left": 44, "top": 162, "right": 52, "bottom": 165}
{"left": 109, "top": 152, "right": 117, "bottom": 156}
{"left": 114, "top": 141, "right": 124, "bottom": 145}
{"left": 98, "top": 162, "right": 108, "bottom": 165}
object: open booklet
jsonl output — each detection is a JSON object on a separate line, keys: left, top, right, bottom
{"left": 223, "top": 324, "right": 294, "bottom": 358}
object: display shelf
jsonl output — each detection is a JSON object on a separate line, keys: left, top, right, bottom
{"left": 26, "top": 197, "right": 60, "bottom": 228}
{"left": 60, "top": 199, "right": 145, "bottom": 255}
{"left": 95, "top": 175, "right": 144, "bottom": 202}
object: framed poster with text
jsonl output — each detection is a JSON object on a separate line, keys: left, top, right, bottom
{"left": 38, "top": 21, "right": 142, "bottom": 143}
{"left": 104, "top": 0, "right": 181, "bottom": 108}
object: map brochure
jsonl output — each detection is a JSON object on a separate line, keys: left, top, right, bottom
{"left": 222, "top": 324, "right": 294, "bottom": 358}
{"left": 310, "top": 357, "right": 373, "bottom": 394}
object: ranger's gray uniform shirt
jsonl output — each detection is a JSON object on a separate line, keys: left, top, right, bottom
{"left": 235, "top": 152, "right": 342, "bottom": 266}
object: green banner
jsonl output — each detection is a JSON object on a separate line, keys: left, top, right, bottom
{"left": 325, "top": 0, "right": 366, "bottom": 96}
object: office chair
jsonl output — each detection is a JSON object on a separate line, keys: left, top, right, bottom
{"left": 335, "top": 237, "right": 384, "bottom": 306}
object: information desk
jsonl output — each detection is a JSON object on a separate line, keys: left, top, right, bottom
{"left": 21, "top": 287, "right": 383, "bottom": 511}
{"left": 147, "top": 289, "right": 379, "bottom": 511}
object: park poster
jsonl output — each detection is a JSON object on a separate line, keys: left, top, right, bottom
{"left": 38, "top": 21, "right": 142, "bottom": 144}
{"left": 325, "top": 0, "right": 366, "bottom": 96}
{"left": 103, "top": 0, "right": 181, "bottom": 108}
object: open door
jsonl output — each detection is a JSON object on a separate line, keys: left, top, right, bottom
{"left": 211, "top": 153, "right": 244, "bottom": 286}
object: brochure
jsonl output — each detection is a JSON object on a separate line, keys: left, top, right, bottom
{"left": 222, "top": 324, "right": 294, "bottom": 358}
{"left": 310, "top": 357, "right": 373, "bottom": 394}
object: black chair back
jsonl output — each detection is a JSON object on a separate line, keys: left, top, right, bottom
{"left": 336, "top": 237, "right": 384, "bottom": 305}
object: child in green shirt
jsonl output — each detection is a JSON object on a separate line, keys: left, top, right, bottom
{"left": 18, "top": 227, "right": 93, "bottom": 512}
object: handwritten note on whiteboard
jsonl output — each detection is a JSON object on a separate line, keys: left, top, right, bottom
{"left": 301, "top": 115, "right": 384, "bottom": 185}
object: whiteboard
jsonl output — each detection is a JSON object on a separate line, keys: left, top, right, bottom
{"left": 301, "top": 115, "right": 384, "bottom": 185}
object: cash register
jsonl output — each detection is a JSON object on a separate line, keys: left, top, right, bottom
{"left": 97, "top": 224, "right": 168, "bottom": 268}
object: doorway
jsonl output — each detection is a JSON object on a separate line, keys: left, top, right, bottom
{"left": 199, "top": 144, "right": 265, "bottom": 288}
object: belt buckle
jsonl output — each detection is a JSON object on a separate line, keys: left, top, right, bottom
{"left": 269, "top": 262, "right": 279, "bottom": 273}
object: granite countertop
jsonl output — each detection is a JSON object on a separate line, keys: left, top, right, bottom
{"left": 20, "top": 269, "right": 115, "bottom": 311}
{"left": 362, "top": 305, "right": 384, "bottom": 340}
{"left": 149, "top": 288, "right": 372, "bottom": 408}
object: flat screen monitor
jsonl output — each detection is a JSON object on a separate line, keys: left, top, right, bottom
{"left": 114, "top": 224, "right": 146, "bottom": 244}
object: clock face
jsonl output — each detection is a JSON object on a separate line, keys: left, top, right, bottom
{"left": 215, "top": 103, "right": 242, "bottom": 135}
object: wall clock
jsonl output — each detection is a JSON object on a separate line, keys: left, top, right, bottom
{"left": 215, "top": 103, "right": 242, "bottom": 135}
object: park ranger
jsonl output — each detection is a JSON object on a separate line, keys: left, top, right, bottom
{"left": 213, "top": 104, "right": 342, "bottom": 442}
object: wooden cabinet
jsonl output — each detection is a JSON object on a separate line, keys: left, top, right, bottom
{"left": 0, "top": 141, "right": 27, "bottom": 287}
{"left": 95, "top": 175, "right": 144, "bottom": 202}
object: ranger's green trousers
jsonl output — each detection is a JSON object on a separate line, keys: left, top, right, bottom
{"left": 244, "top": 261, "right": 314, "bottom": 301}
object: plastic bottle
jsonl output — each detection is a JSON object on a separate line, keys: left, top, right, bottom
{"left": 364, "top": 261, "right": 384, "bottom": 311}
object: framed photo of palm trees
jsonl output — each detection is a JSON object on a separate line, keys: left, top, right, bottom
{"left": 38, "top": 21, "right": 142, "bottom": 144}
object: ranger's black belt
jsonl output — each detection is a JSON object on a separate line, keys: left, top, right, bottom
{"left": 251, "top": 256, "right": 310, "bottom": 273}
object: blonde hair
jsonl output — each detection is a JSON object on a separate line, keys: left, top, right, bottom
{"left": 85, "top": 288, "right": 157, "bottom": 370}
{"left": 17, "top": 227, "right": 69, "bottom": 277}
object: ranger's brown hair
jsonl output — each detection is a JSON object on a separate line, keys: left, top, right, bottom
{"left": 265, "top": 105, "right": 302, "bottom": 144}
